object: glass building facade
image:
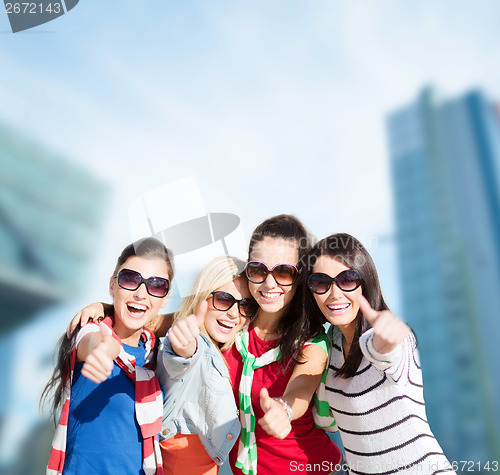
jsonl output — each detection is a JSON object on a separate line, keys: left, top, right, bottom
{"left": 0, "top": 122, "right": 109, "bottom": 472}
{"left": 0, "top": 123, "right": 109, "bottom": 334}
{"left": 387, "top": 88, "right": 500, "bottom": 465}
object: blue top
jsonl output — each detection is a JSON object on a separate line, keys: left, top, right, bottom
{"left": 156, "top": 332, "right": 241, "bottom": 466}
{"left": 63, "top": 341, "right": 147, "bottom": 475}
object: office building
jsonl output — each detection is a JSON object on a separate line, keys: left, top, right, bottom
{"left": 387, "top": 88, "right": 500, "bottom": 464}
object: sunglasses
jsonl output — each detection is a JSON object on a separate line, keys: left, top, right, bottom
{"left": 210, "top": 291, "right": 259, "bottom": 318}
{"left": 245, "top": 261, "right": 299, "bottom": 286}
{"left": 117, "top": 268, "right": 170, "bottom": 298}
{"left": 307, "top": 269, "right": 362, "bottom": 294}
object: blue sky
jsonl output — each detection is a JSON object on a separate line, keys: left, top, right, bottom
{"left": 1, "top": 0, "right": 500, "bottom": 466}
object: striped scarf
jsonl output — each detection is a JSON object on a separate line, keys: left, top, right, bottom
{"left": 312, "top": 325, "right": 337, "bottom": 432}
{"left": 312, "top": 365, "right": 338, "bottom": 432}
{"left": 47, "top": 317, "right": 164, "bottom": 475}
{"left": 234, "top": 326, "right": 281, "bottom": 475}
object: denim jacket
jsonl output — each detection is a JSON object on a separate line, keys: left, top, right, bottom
{"left": 155, "top": 332, "right": 241, "bottom": 466}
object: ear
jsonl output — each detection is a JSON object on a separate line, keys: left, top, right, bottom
{"left": 109, "top": 275, "right": 115, "bottom": 298}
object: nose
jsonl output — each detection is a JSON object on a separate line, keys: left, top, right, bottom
{"left": 133, "top": 282, "right": 148, "bottom": 300}
{"left": 263, "top": 272, "right": 277, "bottom": 288}
{"left": 329, "top": 282, "right": 344, "bottom": 299}
{"left": 226, "top": 303, "right": 239, "bottom": 320}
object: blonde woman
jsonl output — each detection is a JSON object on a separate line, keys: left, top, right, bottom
{"left": 157, "top": 256, "right": 258, "bottom": 475}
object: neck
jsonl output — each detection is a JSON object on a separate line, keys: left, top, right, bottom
{"left": 253, "top": 311, "right": 281, "bottom": 340}
{"left": 113, "top": 324, "right": 143, "bottom": 347}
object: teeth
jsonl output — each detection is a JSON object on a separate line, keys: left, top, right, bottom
{"left": 261, "top": 292, "right": 281, "bottom": 299}
{"left": 218, "top": 320, "right": 236, "bottom": 329}
{"left": 327, "top": 303, "right": 350, "bottom": 311}
{"left": 128, "top": 303, "right": 147, "bottom": 311}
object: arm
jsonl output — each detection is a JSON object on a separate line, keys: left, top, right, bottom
{"left": 358, "top": 294, "right": 410, "bottom": 354}
{"left": 158, "top": 301, "right": 208, "bottom": 380}
{"left": 77, "top": 323, "right": 121, "bottom": 384}
{"left": 159, "top": 333, "right": 205, "bottom": 380}
{"left": 360, "top": 328, "right": 418, "bottom": 385}
{"left": 66, "top": 302, "right": 113, "bottom": 337}
{"left": 167, "top": 301, "right": 207, "bottom": 358}
{"left": 358, "top": 295, "right": 417, "bottom": 385}
{"left": 258, "top": 342, "right": 328, "bottom": 439}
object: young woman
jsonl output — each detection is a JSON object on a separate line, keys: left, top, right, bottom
{"left": 223, "top": 215, "right": 342, "bottom": 475}
{"left": 156, "top": 256, "right": 259, "bottom": 475}
{"left": 61, "top": 256, "right": 258, "bottom": 475}
{"left": 43, "top": 237, "right": 174, "bottom": 475}
{"left": 304, "top": 233, "right": 455, "bottom": 474}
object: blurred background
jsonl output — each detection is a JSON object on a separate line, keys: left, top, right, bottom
{"left": 1, "top": 1, "right": 499, "bottom": 473}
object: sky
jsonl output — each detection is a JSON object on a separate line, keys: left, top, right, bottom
{"left": 1, "top": 0, "right": 500, "bottom": 468}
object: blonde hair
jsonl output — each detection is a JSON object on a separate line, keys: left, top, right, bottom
{"left": 175, "top": 256, "right": 247, "bottom": 351}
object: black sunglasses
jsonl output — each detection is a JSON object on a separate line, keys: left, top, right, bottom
{"left": 245, "top": 261, "right": 299, "bottom": 286}
{"left": 117, "top": 268, "right": 170, "bottom": 298}
{"left": 211, "top": 291, "right": 259, "bottom": 318}
{"left": 307, "top": 269, "right": 362, "bottom": 294}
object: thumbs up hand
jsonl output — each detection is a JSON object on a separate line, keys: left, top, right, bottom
{"left": 81, "top": 323, "right": 121, "bottom": 384}
{"left": 258, "top": 388, "right": 292, "bottom": 439}
{"left": 357, "top": 295, "right": 410, "bottom": 354}
{"left": 169, "top": 300, "right": 208, "bottom": 358}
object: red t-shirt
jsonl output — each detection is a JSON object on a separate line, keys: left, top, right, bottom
{"left": 223, "top": 324, "right": 341, "bottom": 475}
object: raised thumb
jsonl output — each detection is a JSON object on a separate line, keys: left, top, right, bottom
{"left": 357, "top": 294, "right": 379, "bottom": 325}
{"left": 99, "top": 322, "right": 111, "bottom": 341}
{"left": 195, "top": 300, "right": 208, "bottom": 328}
{"left": 260, "top": 388, "right": 272, "bottom": 413}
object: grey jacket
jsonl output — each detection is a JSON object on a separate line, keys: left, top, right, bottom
{"left": 156, "top": 332, "right": 241, "bottom": 466}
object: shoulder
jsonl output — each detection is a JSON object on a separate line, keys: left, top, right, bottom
{"left": 303, "top": 327, "right": 329, "bottom": 354}
{"left": 198, "top": 332, "right": 215, "bottom": 353}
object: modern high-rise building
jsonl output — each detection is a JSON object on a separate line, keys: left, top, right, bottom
{"left": 0, "top": 122, "right": 109, "bottom": 472}
{"left": 387, "top": 88, "right": 500, "bottom": 465}
{"left": 0, "top": 123, "right": 109, "bottom": 334}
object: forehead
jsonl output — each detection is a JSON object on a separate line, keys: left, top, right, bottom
{"left": 215, "top": 276, "right": 250, "bottom": 299}
{"left": 250, "top": 237, "right": 298, "bottom": 266}
{"left": 313, "top": 255, "right": 350, "bottom": 275}
{"left": 119, "top": 256, "right": 170, "bottom": 279}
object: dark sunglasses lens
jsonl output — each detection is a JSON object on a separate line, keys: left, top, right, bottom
{"left": 308, "top": 273, "right": 332, "bottom": 294}
{"left": 213, "top": 291, "right": 235, "bottom": 311}
{"left": 273, "top": 264, "right": 297, "bottom": 285}
{"left": 147, "top": 277, "right": 169, "bottom": 297}
{"left": 245, "top": 262, "right": 268, "bottom": 283}
{"left": 118, "top": 269, "right": 141, "bottom": 290}
{"left": 336, "top": 270, "right": 361, "bottom": 291}
{"left": 238, "top": 298, "right": 259, "bottom": 318}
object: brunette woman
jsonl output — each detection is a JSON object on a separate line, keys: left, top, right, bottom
{"left": 224, "top": 215, "right": 342, "bottom": 475}
{"left": 304, "top": 233, "right": 455, "bottom": 474}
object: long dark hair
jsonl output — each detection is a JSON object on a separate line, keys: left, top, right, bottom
{"left": 304, "top": 233, "right": 389, "bottom": 378}
{"left": 41, "top": 237, "right": 174, "bottom": 420}
{"left": 248, "top": 214, "right": 323, "bottom": 365}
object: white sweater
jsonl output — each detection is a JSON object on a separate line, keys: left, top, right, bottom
{"left": 325, "top": 326, "right": 455, "bottom": 475}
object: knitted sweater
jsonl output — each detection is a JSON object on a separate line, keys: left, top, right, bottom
{"left": 324, "top": 326, "right": 455, "bottom": 475}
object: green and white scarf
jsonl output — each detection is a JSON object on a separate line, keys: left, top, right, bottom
{"left": 235, "top": 326, "right": 282, "bottom": 475}
{"left": 235, "top": 326, "right": 337, "bottom": 474}
{"left": 312, "top": 325, "right": 338, "bottom": 432}
{"left": 312, "top": 365, "right": 338, "bottom": 432}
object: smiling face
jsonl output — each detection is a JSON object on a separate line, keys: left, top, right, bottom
{"left": 203, "top": 276, "right": 250, "bottom": 345}
{"left": 110, "top": 255, "right": 170, "bottom": 345}
{"left": 248, "top": 236, "right": 299, "bottom": 318}
{"left": 312, "top": 255, "right": 363, "bottom": 335}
